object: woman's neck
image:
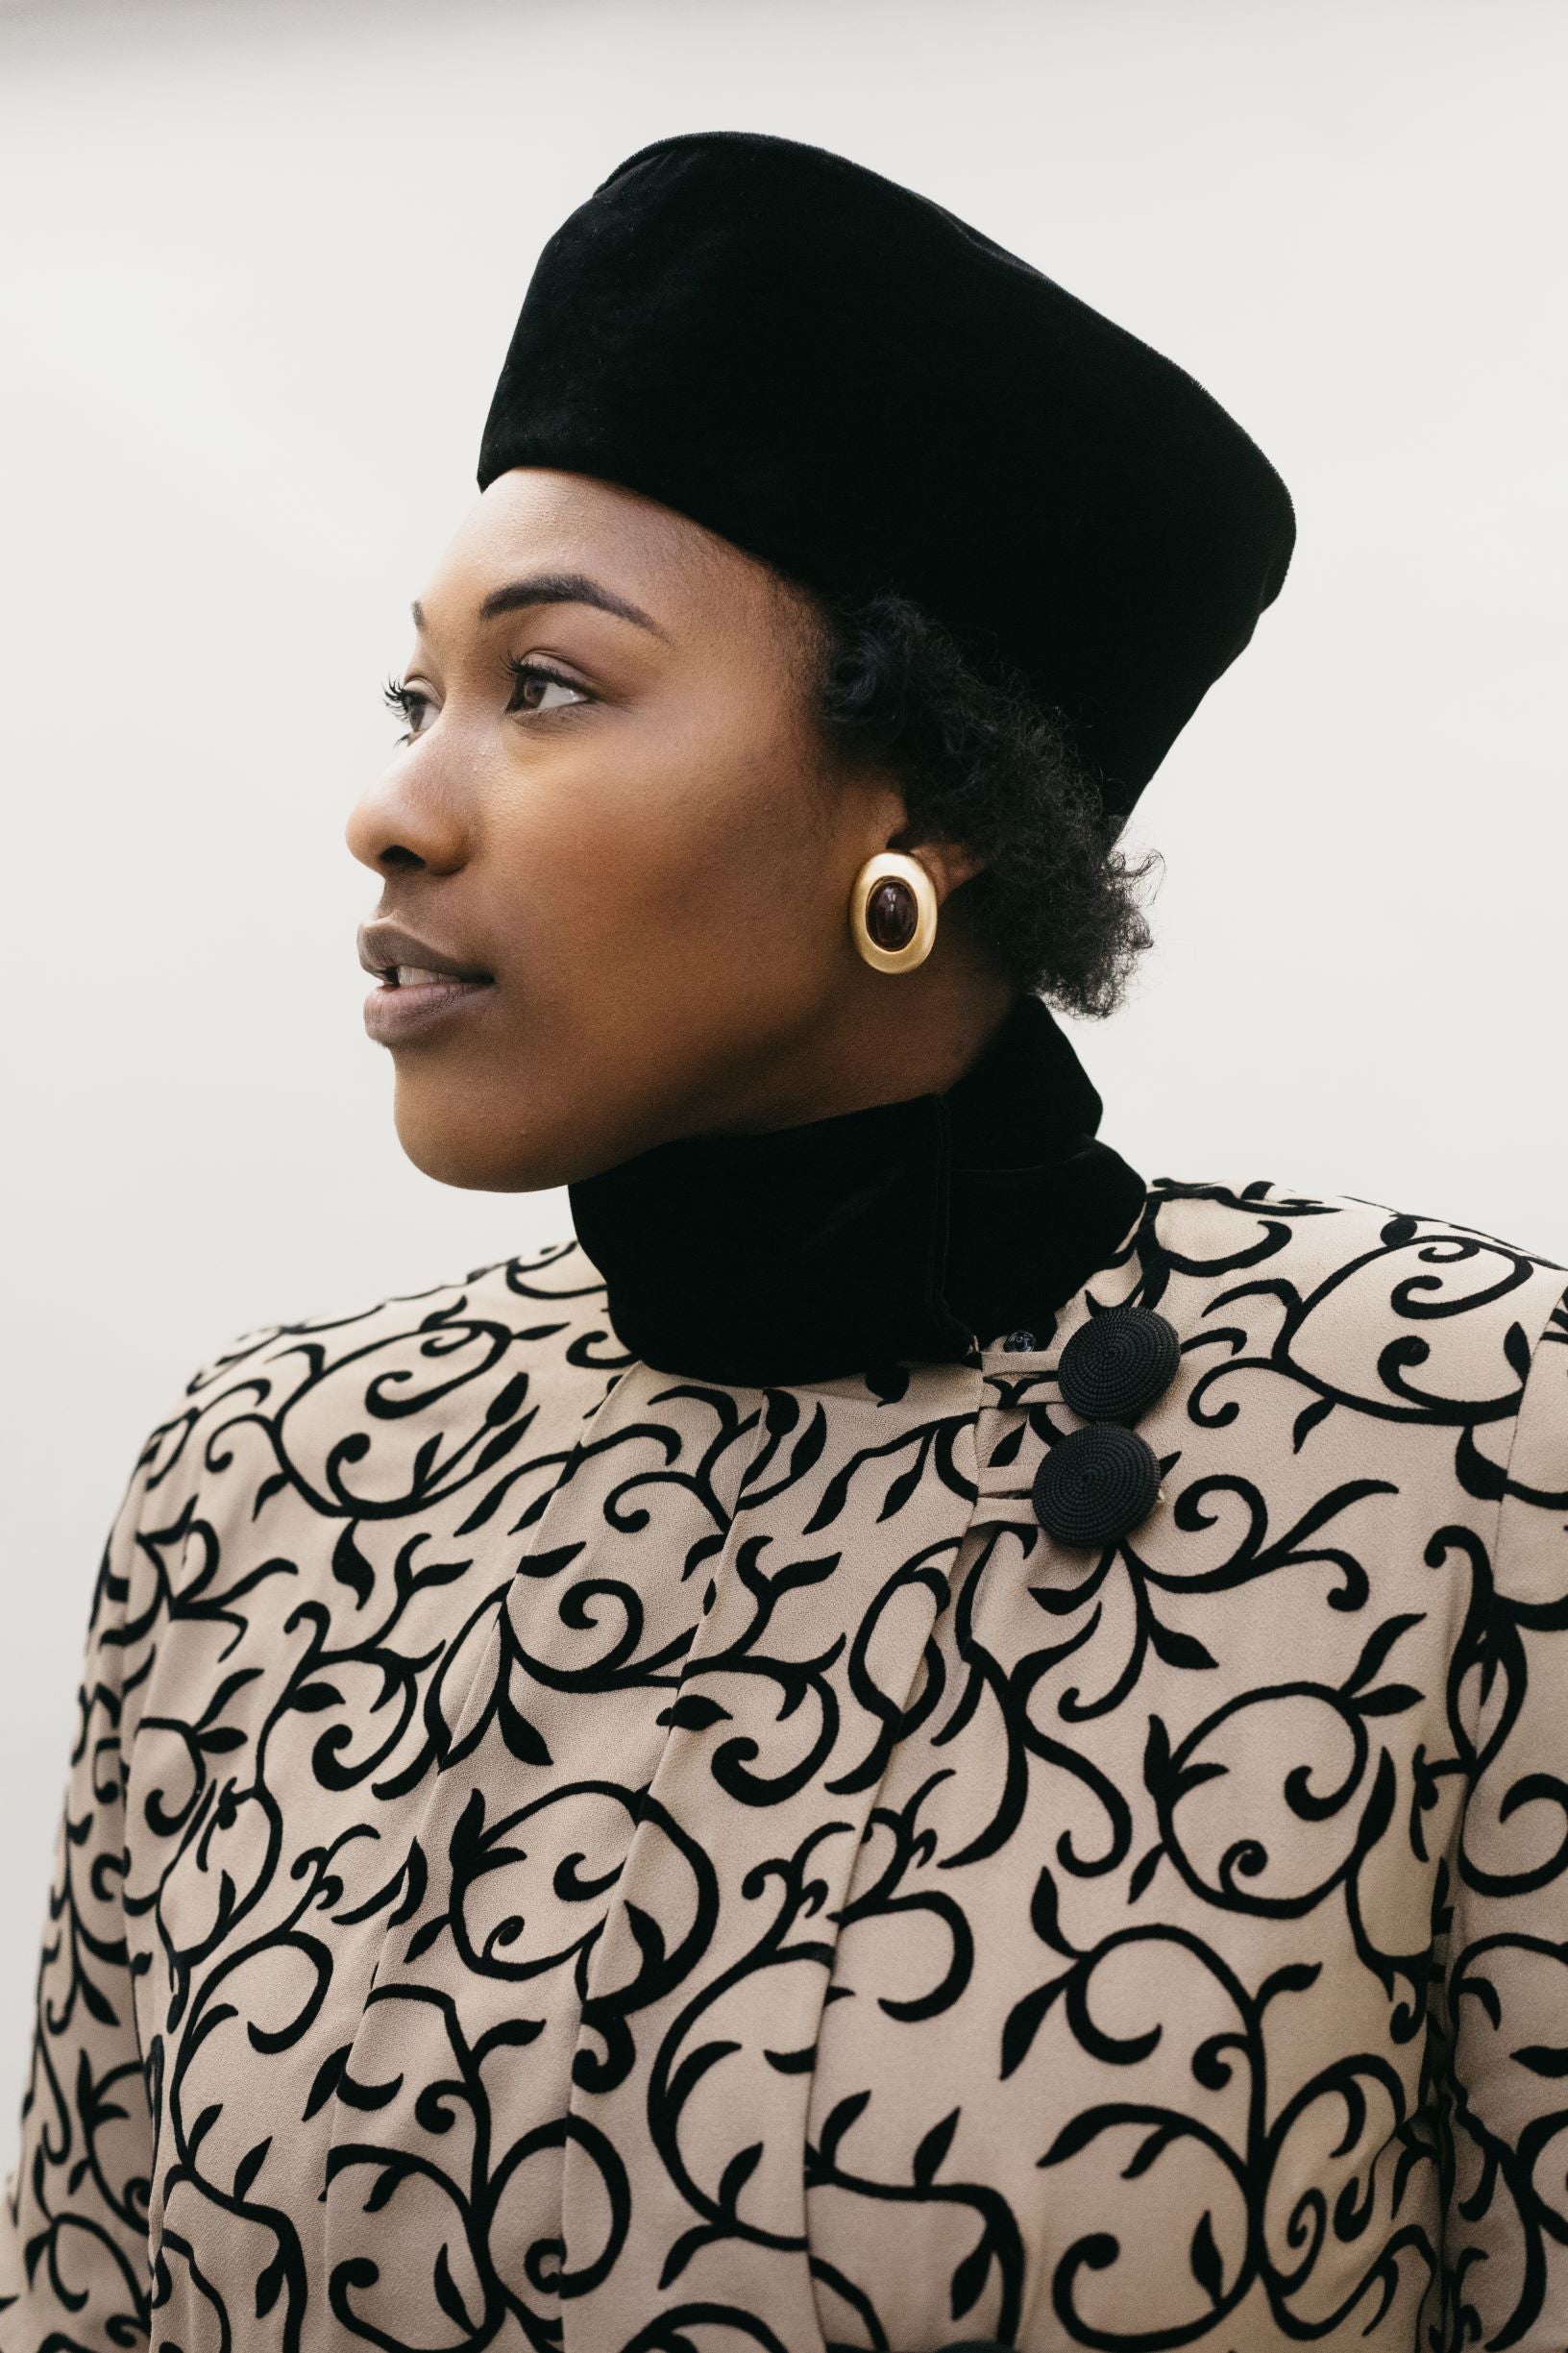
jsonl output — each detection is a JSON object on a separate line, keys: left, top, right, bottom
{"left": 655, "top": 956, "right": 1021, "bottom": 1143}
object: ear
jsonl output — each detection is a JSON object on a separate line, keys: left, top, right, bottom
{"left": 872, "top": 793, "right": 986, "bottom": 902}
{"left": 908, "top": 837, "right": 988, "bottom": 903}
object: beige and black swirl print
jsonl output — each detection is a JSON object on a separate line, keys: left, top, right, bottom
{"left": 3, "top": 1177, "right": 1567, "bottom": 2352}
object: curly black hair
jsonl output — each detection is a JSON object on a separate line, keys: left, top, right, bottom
{"left": 798, "top": 587, "right": 1163, "bottom": 1017}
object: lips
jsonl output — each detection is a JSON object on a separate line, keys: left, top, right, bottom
{"left": 356, "top": 922, "right": 495, "bottom": 1044}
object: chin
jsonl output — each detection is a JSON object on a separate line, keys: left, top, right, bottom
{"left": 390, "top": 1091, "right": 555, "bottom": 1194}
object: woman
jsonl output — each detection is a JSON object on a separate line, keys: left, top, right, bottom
{"left": 2, "top": 128, "right": 1565, "bottom": 2353}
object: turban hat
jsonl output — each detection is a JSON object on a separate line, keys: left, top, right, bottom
{"left": 478, "top": 130, "right": 1295, "bottom": 828}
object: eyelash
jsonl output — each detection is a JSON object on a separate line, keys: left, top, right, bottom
{"left": 380, "top": 660, "right": 592, "bottom": 742}
{"left": 381, "top": 676, "right": 422, "bottom": 741}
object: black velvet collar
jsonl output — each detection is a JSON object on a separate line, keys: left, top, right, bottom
{"left": 567, "top": 993, "right": 1148, "bottom": 1386}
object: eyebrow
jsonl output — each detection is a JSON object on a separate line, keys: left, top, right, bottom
{"left": 410, "top": 571, "right": 666, "bottom": 640}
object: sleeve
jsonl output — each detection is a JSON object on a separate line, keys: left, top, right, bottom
{"left": 0, "top": 1404, "right": 184, "bottom": 2353}
{"left": 1437, "top": 1282, "right": 1568, "bottom": 2351}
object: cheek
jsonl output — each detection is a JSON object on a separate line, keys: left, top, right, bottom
{"left": 483, "top": 706, "right": 837, "bottom": 989}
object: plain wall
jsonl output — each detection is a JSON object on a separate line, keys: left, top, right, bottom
{"left": 1, "top": 0, "right": 1564, "bottom": 2118}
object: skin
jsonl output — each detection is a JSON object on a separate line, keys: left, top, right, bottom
{"left": 346, "top": 467, "right": 1017, "bottom": 1191}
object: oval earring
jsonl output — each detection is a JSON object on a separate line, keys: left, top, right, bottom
{"left": 849, "top": 849, "right": 939, "bottom": 974}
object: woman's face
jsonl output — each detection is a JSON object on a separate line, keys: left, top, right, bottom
{"left": 346, "top": 468, "right": 987, "bottom": 1191}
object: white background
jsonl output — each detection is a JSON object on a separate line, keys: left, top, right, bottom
{"left": 1, "top": 0, "right": 1564, "bottom": 2115}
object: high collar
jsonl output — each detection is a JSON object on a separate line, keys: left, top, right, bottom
{"left": 566, "top": 993, "right": 1148, "bottom": 1387}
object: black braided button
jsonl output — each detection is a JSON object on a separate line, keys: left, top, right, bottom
{"left": 1058, "top": 1305, "right": 1179, "bottom": 1424}
{"left": 1032, "top": 1422, "right": 1163, "bottom": 1548}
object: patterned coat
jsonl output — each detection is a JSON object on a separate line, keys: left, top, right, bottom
{"left": 3, "top": 1175, "right": 1568, "bottom": 2353}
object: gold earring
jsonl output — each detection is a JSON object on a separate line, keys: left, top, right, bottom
{"left": 849, "top": 849, "right": 939, "bottom": 974}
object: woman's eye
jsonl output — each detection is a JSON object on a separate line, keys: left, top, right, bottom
{"left": 381, "top": 678, "right": 434, "bottom": 742}
{"left": 506, "top": 659, "right": 590, "bottom": 716}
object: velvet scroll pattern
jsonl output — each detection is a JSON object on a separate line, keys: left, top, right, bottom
{"left": 2, "top": 1185, "right": 1567, "bottom": 2351}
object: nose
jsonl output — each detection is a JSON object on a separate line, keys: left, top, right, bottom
{"left": 345, "top": 749, "right": 471, "bottom": 878}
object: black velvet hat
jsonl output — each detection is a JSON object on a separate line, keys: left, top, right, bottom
{"left": 478, "top": 130, "right": 1294, "bottom": 828}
